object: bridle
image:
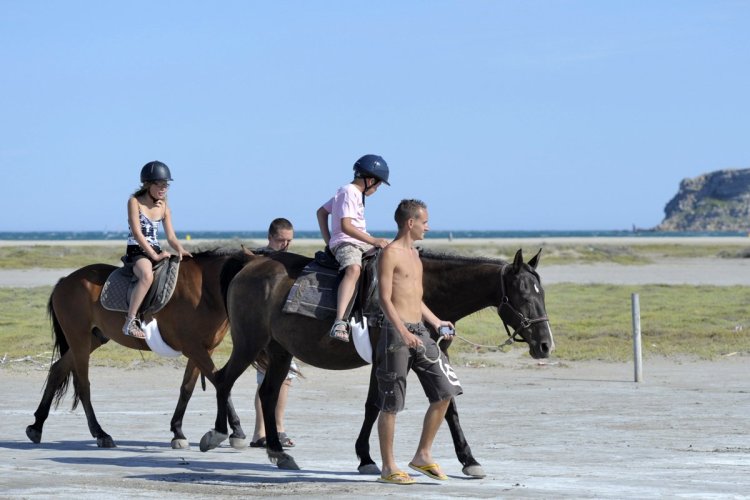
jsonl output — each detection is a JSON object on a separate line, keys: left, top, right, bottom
{"left": 497, "top": 263, "right": 549, "bottom": 346}
{"left": 449, "top": 263, "right": 549, "bottom": 352}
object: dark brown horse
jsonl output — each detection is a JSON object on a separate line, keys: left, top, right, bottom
{"left": 26, "top": 249, "right": 250, "bottom": 449}
{"left": 201, "top": 248, "right": 553, "bottom": 477}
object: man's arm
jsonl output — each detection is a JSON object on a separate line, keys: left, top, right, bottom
{"left": 378, "top": 247, "right": 422, "bottom": 348}
{"left": 421, "top": 302, "right": 455, "bottom": 337}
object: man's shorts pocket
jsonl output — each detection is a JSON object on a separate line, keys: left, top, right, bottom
{"left": 376, "top": 367, "right": 401, "bottom": 413}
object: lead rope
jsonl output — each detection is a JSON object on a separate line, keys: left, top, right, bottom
{"left": 415, "top": 331, "right": 514, "bottom": 364}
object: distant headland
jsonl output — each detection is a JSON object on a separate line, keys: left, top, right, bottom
{"left": 655, "top": 168, "right": 750, "bottom": 232}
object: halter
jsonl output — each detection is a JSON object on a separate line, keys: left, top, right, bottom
{"left": 445, "top": 263, "right": 550, "bottom": 352}
{"left": 496, "top": 263, "right": 549, "bottom": 347}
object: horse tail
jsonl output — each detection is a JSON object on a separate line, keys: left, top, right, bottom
{"left": 47, "top": 279, "right": 69, "bottom": 359}
{"left": 46, "top": 279, "right": 78, "bottom": 410}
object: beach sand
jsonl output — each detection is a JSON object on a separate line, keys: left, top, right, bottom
{"left": 2, "top": 356, "right": 748, "bottom": 499}
{"left": 2, "top": 238, "right": 748, "bottom": 498}
{"left": 2, "top": 237, "right": 749, "bottom": 287}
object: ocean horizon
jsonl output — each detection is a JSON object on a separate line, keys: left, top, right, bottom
{"left": 0, "top": 229, "right": 747, "bottom": 241}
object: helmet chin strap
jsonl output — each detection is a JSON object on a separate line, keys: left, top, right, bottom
{"left": 147, "top": 183, "right": 160, "bottom": 204}
{"left": 362, "top": 178, "right": 378, "bottom": 206}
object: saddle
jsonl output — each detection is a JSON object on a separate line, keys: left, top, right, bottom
{"left": 101, "top": 255, "right": 180, "bottom": 316}
{"left": 282, "top": 247, "right": 382, "bottom": 325}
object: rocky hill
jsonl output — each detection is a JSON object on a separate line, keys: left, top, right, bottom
{"left": 655, "top": 168, "right": 750, "bottom": 231}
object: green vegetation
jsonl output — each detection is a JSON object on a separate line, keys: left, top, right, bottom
{"left": 2, "top": 283, "right": 748, "bottom": 369}
{"left": 419, "top": 242, "right": 750, "bottom": 265}
{"left": 2, "top": 242, "right": 748, "bottom": 368}
{"left": 3, "top": 241, "right": 749, "bottom": 269}
{"left": 445, "top": 284, "right": 750, "bottom": 363}
{"left": 0, "top": 242, "right": 322, "bottom": 269}
{"left": 0, "top": 245, "right": 124, "bottom": 269}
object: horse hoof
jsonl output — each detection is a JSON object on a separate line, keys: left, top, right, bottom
{"left": 199, "top": 429, "right": 228, "bottom": 452}
{"left": 26, "top": 425, "right": 42, "bottom": 444}
{"left": 358, "top": 463, "right": 381, "bottom": 475}
{"left": 97, "top": 436, "right": 116, "bottom": 448}
{"left": 268, "top": 450, "right": 300, "bottom": 470}
{"left": 171, "top": 438, "right": 190, "bottom": 450}
{"left": 462, "top": 464, "right": 486, "bottom": 478}
{"left": 229, "top": 437, "right": 247, "bottom": 449}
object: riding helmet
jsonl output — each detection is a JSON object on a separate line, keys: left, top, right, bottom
{"left": 140, "top": 161, "right": 173, "bottom": 183}
{"left": 353, "top": 154, "right": 390, "bottom": 185}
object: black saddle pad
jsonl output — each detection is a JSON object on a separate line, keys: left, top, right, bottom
{"left": 282, "top": 261, "right": 341, "bottom": 320}
{"left": 101, "top": 256, "right": 180, "bottom": 315}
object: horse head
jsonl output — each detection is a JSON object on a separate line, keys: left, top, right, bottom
{"left": 497, "top": 248, "right": 554, "bottom": 359}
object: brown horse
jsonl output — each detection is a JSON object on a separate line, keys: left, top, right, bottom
{"left": 201, "top": 248, "right": 553, "bottom": 477}
{"left": 25, "top": 249, "right": 250, "bottom": 449}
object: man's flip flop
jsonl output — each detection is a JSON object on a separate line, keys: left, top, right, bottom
{"left": 377, "top": 471, "right": 416, "bottom": 485}
{"left": 249, "top": 437, "right": 266, "bottom": 448}
{"left": 408, "top": 462, "right": 448, "bottom": 480}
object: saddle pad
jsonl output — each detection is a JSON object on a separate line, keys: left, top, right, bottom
{"left": 101, "top": 257, "right": 180, "bottom": 315}
{"left": 282, "top": 261, "right": 341, "bottom": 320}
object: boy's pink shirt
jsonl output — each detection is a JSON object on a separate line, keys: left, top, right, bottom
{"left": 323, "top": 183, "right": 369, "bottom": 250}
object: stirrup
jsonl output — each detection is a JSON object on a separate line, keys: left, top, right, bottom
{"left": 329, "top": 320, "right": 350, "bottom": 342}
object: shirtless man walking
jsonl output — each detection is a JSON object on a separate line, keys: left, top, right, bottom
{"left": 375, "top": 199, "right": 463, "bottom": 485}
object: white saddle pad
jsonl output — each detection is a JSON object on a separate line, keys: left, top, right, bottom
{"left": 142, "top": 319, "right": 182, "bottom": 358}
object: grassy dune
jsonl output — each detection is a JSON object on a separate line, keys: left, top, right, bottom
{"left": 1, "top": 242, "right": 748, "bottom": 368}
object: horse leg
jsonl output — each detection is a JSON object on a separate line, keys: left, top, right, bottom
{"left": 226, "top": 395, "right": 247, "bottom": 449}
{"left": 200, "top": 353, "right": 253, "bottom": 452}
{"left": 442, "top": 397, "right": 484, "bottom": 477}
{"left": 26, "top": 351, "right": 75, "bottom": 444}
{"left": 169, "top": 360, "right": 200, "bottom": 449}
{"left": 181, "top": 345, "right": 248, "bottom": 450}
{"left": 47, "top": 324, "right": 115, "bottom": 448}
{"left": 260, "top": 341, "right": 298, "bottom": 470}
{"left": 72, "top": 333, "right": 116, "bottom": 448}
{"left": 436, "top": 344, "right": 485, "bottom": 478}
{"left": 354, "top": 363, "right": 382, "bottom": 474}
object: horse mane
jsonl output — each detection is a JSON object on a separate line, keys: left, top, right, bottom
{"left": 418, "top": 247, "right": 509, "bottom": 266}
{"left": 189, "top": 247, "right": 247, "bottom": 259}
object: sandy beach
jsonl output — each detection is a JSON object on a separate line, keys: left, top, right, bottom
{"left": 1, "top": 238, "right": 749, "bottom": 498}
{"left": 2, "top": 237, "right": 749, "bottom": 288}
{"left": 2, "top": 356, "right": 748, "bottom": 499}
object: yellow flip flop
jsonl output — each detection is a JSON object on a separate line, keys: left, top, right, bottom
{"left": 377, "top": 471, "right": 416, "bottom": 485}
{"left": 408, "top": 462, "right": 448, "bottom": 480}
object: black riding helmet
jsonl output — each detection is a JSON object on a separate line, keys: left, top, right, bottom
{"left": 140, "top": 161, "right": 173, "bottom": 183}
{"left": 353, "top": 154, "right": 390, "bottom": 186}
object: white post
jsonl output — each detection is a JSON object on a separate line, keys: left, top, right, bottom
{"left": 631, "top": 293, "right": 643, "bottom": 382}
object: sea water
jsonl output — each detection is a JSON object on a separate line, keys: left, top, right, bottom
{"left": 0, "top": 229, "right": 745, "bottom": 241}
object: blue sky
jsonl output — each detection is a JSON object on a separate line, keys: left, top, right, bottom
{"left": 2, "top": 1, "right": 748, "bottom": 233}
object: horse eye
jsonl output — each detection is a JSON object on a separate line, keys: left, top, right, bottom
{"left": 534, "top": 283, "right": 540, "bottom": 294}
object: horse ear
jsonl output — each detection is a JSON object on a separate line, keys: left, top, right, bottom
{"left": 527, "top": 248, "right": 542, "bottom": 270}
{"left": 513, "top": 249, "right": 524, "bottom": 271}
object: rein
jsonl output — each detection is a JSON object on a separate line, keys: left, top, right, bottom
{"left": 421, "top": 263, "right": 550, "bottom": 357}
{"left": 452, "top": 264, "right": 549, "bottom": 352}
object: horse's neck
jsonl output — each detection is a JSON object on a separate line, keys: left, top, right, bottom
{"left": 422, "top": 259, "right": 501, "bottom": 321}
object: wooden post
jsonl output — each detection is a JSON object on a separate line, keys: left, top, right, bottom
{"left": 632, "top": 293, "right": 643, "bottom": 382}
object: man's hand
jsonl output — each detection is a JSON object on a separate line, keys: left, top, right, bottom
{"left": 401, "top": 331, "right": 423, "bottom": 349}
